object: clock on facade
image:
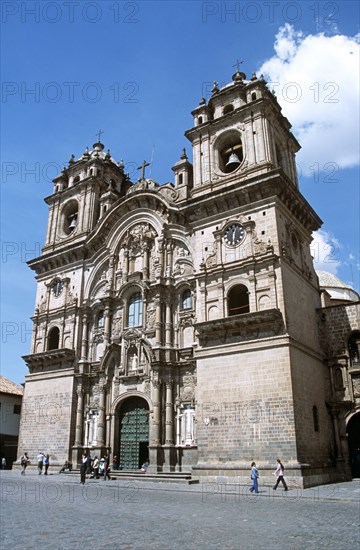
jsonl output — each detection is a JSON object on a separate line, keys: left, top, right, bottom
{"left": 224, "top": 223, "right": 245, "bottom": 246}
{"left": 51, "top": 279, "right": 63, "bottom": 297}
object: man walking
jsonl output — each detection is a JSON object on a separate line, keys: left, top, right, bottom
{"left": 37, "top": 452, "right": 44, "bottom": 475}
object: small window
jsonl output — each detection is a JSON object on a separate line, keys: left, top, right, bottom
{"left": 73, "top": 175, "right": 80, "bottom": 183}
{"left": 128, "top": 292, "right": 142, "bottom": 327}
{"left": 313, "top": 406, "right": 319, "bottom": 432}
{"left": 223, "top": 104, "right": 234, "bottom": 115}
{"left": 181, "top": 289, "right": 192, "bottom": 310}
{"left": 228, "top": 285, "right": 249, "bottom": 316}
{"left": 48, "top": 327, "right": 60, "bottom": 350}
{"left": 178, "top": 174, "right": 183, "bottom": 185}
{"left": 97, "top": 311, "right": 104, "bottom": 328}
{"left": 198, "top": 116, "right": 203, "bottom": 124}
{"left": 348, "top": 332, "right": 360, "bottom": 367}
{"left": 251, "top": 92, "right": 257, "bottom": 101}
{"left": 13, "top": 404, "right": 21, "bottom": 415}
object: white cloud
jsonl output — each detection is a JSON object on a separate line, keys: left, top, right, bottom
{"left": 311, "top": 229, "right": 342, "bottom": 274}
{"left": 258, "top": 24, "right": 360, "bottom": 175}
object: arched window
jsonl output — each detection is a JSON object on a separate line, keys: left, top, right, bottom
{"left": 181, "top": 289, "right": 192, "bottom": 310}
{"left": 128, "top": 292, "right": 142, "bottom": 327}
{"left": 251, "top": 92, "right": 257, "bottom": 101}
{"left": 228, "top": 285, "right": 249, "bottom": 316}
{"left": 198, "top": 116, "right": 203, "bottom": 124}
{"left": 313, "top": 405, "right": 319, "bottom": 432}
{"left": 348, "top": 332, "right": 360, "bottom": 367}
{"left": 97, "top": 311, "right": 104, "bottom": 328}
{"left": 178, "top": 174, "right": 183, "bottom": 185}
{"left": 48, "top": 327, "right": 60, "bottom": 350}
{"left": 223, "top": 104, "right": 234, "bottom": 115}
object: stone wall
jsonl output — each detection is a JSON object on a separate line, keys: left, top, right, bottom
{"left": 17, "top": 369, "right": 76, "bottom": 466}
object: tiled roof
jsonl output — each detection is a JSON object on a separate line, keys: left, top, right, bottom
{"left": 0, "top": 376, "right": 24, "bottom": 396}
{"left": 316, "top": 270, "right": 352, "bottom": 289}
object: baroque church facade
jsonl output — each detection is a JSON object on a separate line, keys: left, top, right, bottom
{"left": 18, "top": 68, "right": 360, "bottom": 487}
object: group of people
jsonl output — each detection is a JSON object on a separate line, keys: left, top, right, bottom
{"left": 80, "top": 454, "right": 111, "bottom": 484}
{"left": 249, "top": 459, "right": 288, "bottom": 494}
{"left": 37, "top": 452, "right": 50, "bottom": 475}
{"left": 19, "top": 452, "right": 50, "bottom": 475}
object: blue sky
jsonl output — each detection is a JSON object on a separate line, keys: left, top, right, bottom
{"left": 1, "top": 0, "right": 359, "bottom": 384}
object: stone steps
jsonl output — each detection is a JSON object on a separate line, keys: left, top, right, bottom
{"left": 61, "top": 470, "right": 199, "bottom": 484}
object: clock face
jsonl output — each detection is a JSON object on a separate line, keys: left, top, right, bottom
{"left": 224, "top": 223, "right": 245, "bottom": 246}
{"left": 51, "top": 279, "right": 63, "bottom": 297}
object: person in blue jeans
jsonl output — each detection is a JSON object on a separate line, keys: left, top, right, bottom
{"left": 249, "top": 461, "right": 259, "bottom": 493}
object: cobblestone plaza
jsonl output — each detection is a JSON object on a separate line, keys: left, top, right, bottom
{"left": 1, "top": 471, "right": 359, "bottom": 550}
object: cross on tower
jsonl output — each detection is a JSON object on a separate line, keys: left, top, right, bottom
{"left": 96, "top": 129, "right": 104, "bottom": 142}
{"left": 137, "top": 160, "right": 150, "bottom": 180}
{"left": 232, "top": 59, "right": 244, "bottom": 72}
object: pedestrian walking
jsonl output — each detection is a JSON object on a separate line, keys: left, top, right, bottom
{"left": 99, "top": 457, "right": 105, "bottom": 477}
{"left": 273, "top": 458, "right": 288, "bottom": 491}
{"left": 86, "top": 453, "right": 92, "bottom": 475}
{"left": 37, "top": 452, "right": 45, "bottom": 475}
{"left": 20, "top": 453, "right": 30, "bottom": 475}
{"left": 44, "top": 453, "right": 50, "bottom": 475}
{"left": 80, "top": 453, "right": 87, "bottom": 485}
{"left": 103, "top": 455, "right": 110, "bottom": 480}
{"left": 112, "top": 455, "right": 118, "bottom": 470}
{"left": 1, "top": 457, "right": 6, "bottom": 470}
{"left": 249, "top": 461, "right": 259, "bottom": 493}
{"left": 91, "top": 456, "right": 99, "bottom": 479}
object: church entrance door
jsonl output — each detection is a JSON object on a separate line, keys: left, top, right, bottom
{"left": 118, "top": 397, "right": 149, "bottom": 470}
{"left": 347, "top": 412, "right": 360, "bottom": 478}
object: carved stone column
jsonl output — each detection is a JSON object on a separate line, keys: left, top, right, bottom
{"left": 152, "top": 380, "right": 161, "bottom": 445}
{"left": 74, "top": 385, "right": 84, "bottom": 446}
{"left": 80, "top": 311, "right": 88, "bottom": 360}
{"left": 104, "top": 304, "right": 111, "bottom": 346}
{"left": 155, "top": 297, "right": 162, "bottom": 346}
{"left": 165, "top": 381, "right": 174, "bottom": 444}
{"left": 143, "top": 243, "right": 150, "bottom": 279}
{"left": 163, "top": 379, "right": 176, "bottom": 472}
{"left": 123, "top": 249, "right": 129, "bottom": 280}
{"left": 148, "top": 378, "right": 162, "bottom": 473}
{"left": 97, "top": 384, "right": 106, "bottom": 446}
{"left": 165, "top": 298, "right": 172, "bottom": 347}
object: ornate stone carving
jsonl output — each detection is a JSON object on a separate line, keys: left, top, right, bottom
{"left": 352, "top": 376, "right": 360, "bottom": 398}
{"left": 180, "top": 372, "right": 196, "bottom": 401}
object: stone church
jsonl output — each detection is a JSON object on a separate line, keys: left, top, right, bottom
{"left": 17, "top": 68, "right": 360, "bottom": 487}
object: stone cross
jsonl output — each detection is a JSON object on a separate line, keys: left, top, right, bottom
{"left": 137, "top": 160, "right": 150, "bottom": 180}
{"left": 233, "top": 59, "right": 244, "bottom": 72}
{"left": 96, "top": 129, "right": 104, "bottom": 142}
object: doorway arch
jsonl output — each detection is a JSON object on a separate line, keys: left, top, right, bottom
{"left": 117, "top": 396, "right": 149, "bottom": 470}
{"left": 347, "top": 412, "right": 360, "bottom": 478}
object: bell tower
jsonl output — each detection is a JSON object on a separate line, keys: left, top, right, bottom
{"left": 43, "top": 140, "right": 130, "bottom": 253}
{"left": 185, "top": 69, "right": 300, "bottom": 194}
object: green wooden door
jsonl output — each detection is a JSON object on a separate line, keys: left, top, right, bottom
{"left": 119, "top": 397, "right": 149, "bottom": 470}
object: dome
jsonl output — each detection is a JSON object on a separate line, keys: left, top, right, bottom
{"left": 316, "top": 270, "right": 359, "bottom": 303}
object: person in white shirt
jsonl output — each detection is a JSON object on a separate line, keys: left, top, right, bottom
{"left": 273, "top": 458, "right": 288, "bottom": 491}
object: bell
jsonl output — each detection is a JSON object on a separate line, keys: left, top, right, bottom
{"left": 226, "top": 149, "right": 241, "bottom": 170}
{"left": 68, "top": 216, "right": 77, "bottom": 230}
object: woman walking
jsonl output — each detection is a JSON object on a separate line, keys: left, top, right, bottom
{"left": 273, "top": 458, "right": 288, "bottom": 491}
{"left": 80, "top": 453, "right": 87, "bottom": 485}
{"left": 20, "top": 453, "right": 29, "bottom": 475}
{"left": 249, "top": 461, "right": 259, "bottom": 493}
{"left": 44, "top": 454, "right": 50, "bottom": 475}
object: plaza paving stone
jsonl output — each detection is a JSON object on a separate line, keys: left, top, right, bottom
{"left": 1, "top": 471, "right": 359, "bottom": 550}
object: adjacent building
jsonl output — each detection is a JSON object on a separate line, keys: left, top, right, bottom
{"left": 0, "top": 376, "right": 23, "bottom": 468}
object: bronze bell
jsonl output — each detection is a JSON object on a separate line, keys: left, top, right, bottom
{"left": 226, "top": 149, "right": 241, "bottom": 170}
